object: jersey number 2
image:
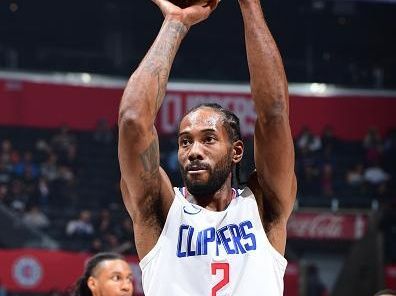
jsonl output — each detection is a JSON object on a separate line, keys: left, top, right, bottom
{"left": 211, "top": 262, "right": 230, "bottom": 296}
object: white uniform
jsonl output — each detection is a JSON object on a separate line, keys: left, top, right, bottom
{"left": 140, "top": 187, "right": 287, "bottom": 296}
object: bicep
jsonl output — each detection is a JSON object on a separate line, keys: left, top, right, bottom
{"left": 253, "top": 114, "right": 296, "bottom": 220}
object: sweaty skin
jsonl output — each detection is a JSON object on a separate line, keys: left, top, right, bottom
{"left": 118, "top": 0, "right": 296, "bottom": 261}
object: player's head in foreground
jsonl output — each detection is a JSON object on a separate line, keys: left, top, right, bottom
{"left": 72, "top": 252, "right": 133, "bottom": 296}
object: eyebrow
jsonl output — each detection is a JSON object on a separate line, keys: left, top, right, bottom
{"left": 178, "top": 128, "right": 217, "bottom": 137}
{"left": 109, "top": 271, "right": 133, "bottom": 277}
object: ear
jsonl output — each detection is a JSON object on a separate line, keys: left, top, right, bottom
{"left": 232, "top": 140, "right": 244, "bottom": 164}
{"left": 87, "top": 276, "right": 97, "bottom": 294}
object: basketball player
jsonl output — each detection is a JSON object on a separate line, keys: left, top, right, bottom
{"left": 72, "top": 252, "right": 133, "bottom": 296}
{"left": 118, "top": 0, "right": 296, "bottom": 294}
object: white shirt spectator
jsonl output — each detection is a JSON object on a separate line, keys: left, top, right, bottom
{"left": 66, "top": 210, "right": 94, "bottom": 236}
{"left": 364, "top": 166, "right": 390, "bottom": 185}
{"left": 23, "top": 206, "right": 50, "bottom": 229}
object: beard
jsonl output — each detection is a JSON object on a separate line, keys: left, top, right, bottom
{"left": 180, "top": 153, "right": 233, "bottom": 198}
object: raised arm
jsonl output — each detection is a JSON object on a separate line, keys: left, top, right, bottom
{"left": 118, "top": 0, "right": 218, "bottom": 259}
{"left": 240, "top": 0, "right": 296, "bottom": 255}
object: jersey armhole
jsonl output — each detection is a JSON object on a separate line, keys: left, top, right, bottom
{"left": 139, "top": 191, "right": 182, "bottom": 270}
{"left": 241, "top": 186, "right": 288, "bottom": 273}
{"left": 139, "top": 187, "right": 181, "bottom": 271}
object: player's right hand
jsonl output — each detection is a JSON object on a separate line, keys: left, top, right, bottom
{"left": 152, "top": 0, "right": 219, "bottom": 28}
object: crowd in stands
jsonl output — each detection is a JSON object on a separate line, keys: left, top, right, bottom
{"left": 0, "top": 122, "right": 395, "bottom": 259}
{"left": 294, "top": 126, "right": 395, "bottom": 207}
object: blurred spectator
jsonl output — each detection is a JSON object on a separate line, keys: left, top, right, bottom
{"left": 363, "top": 127, "right": 383, "bottom": 165}
{"left": 300, "top": 164, "right": 320, "bottom": 197}
{"left": 116, "top": 217, "right": 136, "bottom": 255}
{"left": 345, "top": 163, "right": 365, "bottom": 196}
{"left": 8, "top": 179, "right": 29, "bottom": 212}
{"left": 51, "top": 125, "right": 76, "bottom": 154}
{"left": 51, "top": 125, "right": 78, "bottom": 176}
{"left": 297, "top": 127, "right": 322, "bottom": 153}
{"left": 34, "top": 177, "right": 51, "bottom": 207}
{"left": 14, "top": 151, "right": 39, "bottom": 178}
{"left": 22, "top": 165, "right": 38, "bottom": 199}
{"left": 90, "top": 238, "right": 104, "bottom": 254}
{"left": 35, "top": 139, "right": 52, "bottom": 162}
{"left": 59, "top": 144, "right": 79, "bottom": 172}
{"left": 0, "top": 184, "right": 10, "bottom": 205}
{"left": 163, "top": 135, "right": 181, "bottom": 185}
{"left": 58, "top": 165, "right": 74, "bottom": 182}
{"left": 116, "top": 217, "right": 134, "bottom": 243}
{"left": 93, "top": 118, "right": 113, "bottom": 144}
{"left": 41, "top": 153, "right": 59, "bottom": 181}
{"left": 306, "top": 264, "right": 327, "bottom": 296}
{"left": 23, "top": 205, "right": 50, "bottom": 229}
{"left": 94, "top": 209, "right": 115, "bottom": 238}
{"left": 384, "top": 129, "right": 396, "bottom": 172}
{"left": 321, "top": 125, "right": 338, "bottom": 152}
{"left": 0, "top": 139, "right": 14, "bottom": 168}
{"left": 103, "top": 233, "right": 120, "bottom": 251}
{"left": 54, "top": 165, "right": 78, "bottom": 206}
{"left": 364, "top": 162, "right": 390, "bottom": 185}
{"left": 321, "top": 163, "right": 334, "bottom": 198}
{"left": 0, "top": 162, "right": 12, "bottom": 185}
{"left": 347, "top": 164, "right": 365, "bottom": 186}
{"left": 66, "top": 210, "right": 94, "bottom": 238}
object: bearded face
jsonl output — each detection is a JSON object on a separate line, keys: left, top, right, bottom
{"left": 177, "top": 107, "right": 243, "bottom": 199}
{"left": 180, "top": 149, "right": 233, "bottom": 197}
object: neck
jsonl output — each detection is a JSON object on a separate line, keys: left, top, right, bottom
{"left": 185, "top": 175, "right": 235, "bottom": 211}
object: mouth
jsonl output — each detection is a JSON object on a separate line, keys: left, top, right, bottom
{"left": 186, "top": 162, "right": 209, "bottom": 172}
{"left": 187, "top": 169, "right": 207, "bottom": 175}
{"left": 187, "top": 164, "right": 208, "bottom": 173}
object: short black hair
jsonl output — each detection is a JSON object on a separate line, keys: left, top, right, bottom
{"left": 183, "top": 103, "right": 243, "bottom": 185}
{"left": 186, "top": 103, "right": 242, "bottom": 143}
{"left": 71, "top": 252, "right": 125, "bottom": 296}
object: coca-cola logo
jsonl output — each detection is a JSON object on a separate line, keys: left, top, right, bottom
{"left": 287, "top": 214, "right": 346, "bottom": 239}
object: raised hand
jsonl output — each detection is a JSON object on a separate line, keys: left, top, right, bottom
{"left": 152, "top": 0, "right": 219, "bottom": 28}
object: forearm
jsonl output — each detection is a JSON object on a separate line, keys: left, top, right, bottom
{"left": 119, "top": 18, "right": 188, "bottom": 126}
{"left": 239, "top": 0, "right": 288, "bottom": 119}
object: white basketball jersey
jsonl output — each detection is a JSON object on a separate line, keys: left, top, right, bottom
{"left": 139, "top": 187, "right": 287, "bottom": 296}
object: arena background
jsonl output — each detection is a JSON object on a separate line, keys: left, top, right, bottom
{"left": 0, "top": 0, "right": 395, "bottom": 295}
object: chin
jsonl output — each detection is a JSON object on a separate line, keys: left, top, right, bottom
{"left": 186, "top": 182, "right": 219, "bottom": 197}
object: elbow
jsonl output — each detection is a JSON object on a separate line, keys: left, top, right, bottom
{"left": 268, "top": 99, "right": 288, "bottom": 118}
{"left": 258, "top": 99, "right": 289, "bottom": 123}
{"left": 118, "top": 109, "right": 146, "bottom": 136}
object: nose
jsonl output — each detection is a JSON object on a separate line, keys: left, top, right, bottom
{"left": 121, "top": 279, "right": 132, "bottom": 293}
{"left": 188, "top": 142, "right": 204, "bottom": 162}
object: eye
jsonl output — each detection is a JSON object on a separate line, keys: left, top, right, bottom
{"left": 204, "top": 135, "right": 216, "bottom": 144}
{"left": 179, "top": 137, "right": 192, "bottom": 147}
{"left": 111, "top": 275, "right": 121, "bottom": 281}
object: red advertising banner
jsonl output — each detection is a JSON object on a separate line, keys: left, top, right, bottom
{"left": 287, "top": 212, "right": 368, "bottom": 240}
{"left": 284, "top": 262, "right": 299, "bottom": 296}
{"left": 0, "top": 249, "right": 143, "bottom": 295}
{"left": 0, "top": 249, "right": 298, "bottom": 295}
{"left": 1, "top": 78, "right": 396, "bottom": 140}
{"left": 385, "top": 264, "right": 396, "bottom": 290}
